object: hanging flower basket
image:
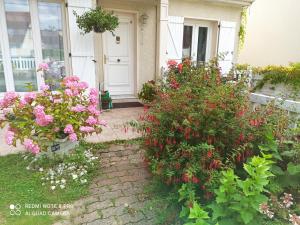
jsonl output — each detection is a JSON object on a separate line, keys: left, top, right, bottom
{"left": 73, "top": 7, "right": 119, "bottom": 34}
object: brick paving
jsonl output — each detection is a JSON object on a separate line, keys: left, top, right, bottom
{"left": 54, "top": 144, "right": 155, "bottom": 225}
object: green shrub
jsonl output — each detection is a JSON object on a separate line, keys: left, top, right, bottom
{"left": 138, "top": 60, "right": 287, "bottom": 195}
{"left": 138, "top": 80, "right": 157, "bottom": 103}
{"left": 180, "top": 154, "right": 274, "bottom": 225}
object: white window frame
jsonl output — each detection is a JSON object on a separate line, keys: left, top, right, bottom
{"left": 183, "top": 20, "right": 212, "bottom": 62}
{"left": 0, "top": 0, "right": 69, "bottom": 96}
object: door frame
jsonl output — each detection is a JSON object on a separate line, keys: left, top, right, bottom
{"left": 101, "top": 9, "right": 138, "bottom": 98}
{"left": 183, "top": 20, "right": 213, "bottom": 62}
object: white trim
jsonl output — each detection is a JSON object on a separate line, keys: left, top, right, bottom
{"left": 31, "top": 0, "right": 44, "bottom": 89}
{"left": 250, "top": 93, "right": 300, "bottom": 114}
{"left": 0, "top": 1, "right": 14, "bottom": 92}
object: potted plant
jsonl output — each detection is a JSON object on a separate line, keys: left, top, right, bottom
{"left": 73, "top": 7, "right": 119, "bottom": 34}
{"left": 101, "top": 90, "right": 112, "bottom": 110}
{"left": 0, "top": 76, "right": 107, "bottom": 155}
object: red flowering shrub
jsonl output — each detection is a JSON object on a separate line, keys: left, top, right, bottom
{"left": 139, "top": 60, "right": 287, "bottom": 196}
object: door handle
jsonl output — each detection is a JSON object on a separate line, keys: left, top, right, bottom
{"left": 104, "top": 55, "right": 108, "bottom": 64}
{"left": 117, "top": 59, "right": 121, "bottom": 62}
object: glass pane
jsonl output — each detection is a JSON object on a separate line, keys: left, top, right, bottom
{"left": 38, "top": 1, "right": 65, "bottom": 90}
{"left": 5, "top": 0, "right": 37, "bottom": 92}
{"left": 197, "top": 27, "right": 208, "bottom": 62}
{"left": 182, "top": 25, "right": 193, "bottom": 59}
{"left": 0, "top": 44, "right": 7, "bottom": 92}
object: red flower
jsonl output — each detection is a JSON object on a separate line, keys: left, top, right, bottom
{"left": 207, "top": 150, "right": 213, "bottom": 158}
{"left": 182, "top": 173, "right": 190, "bottom": 183}
{"left": 239, "top": 133, "right": 245, "bottom": 142}
{"left": 170, "top": 79, "right": 180, "bottom": 89}
{"left": 192, "top": 176, "right": 200, "bottom": 184}
{"left": 167, "top": 59, "right": 178, "bottom": 69}
{"left": 178, "top": 63, "right": 183, "bottom": 73}
{"left": 175, "top": 162, "right": 181, "bottom": 170}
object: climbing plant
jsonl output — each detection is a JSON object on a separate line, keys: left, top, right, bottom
{"left": 238, "top": 8, "right": 248, "bottom": 51}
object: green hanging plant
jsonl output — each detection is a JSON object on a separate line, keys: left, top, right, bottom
{"left": 238, "top": 7, "right": 248, "bottom": 51}
{"left": 73, "top": 7, "right": 119, "bottom": 34}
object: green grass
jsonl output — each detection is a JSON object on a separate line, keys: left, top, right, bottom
{"left": 0, "top": 149, "right": 99, "bottom": 225}
{"left": 0, "top": 139, "right": 142, "bottom": 225}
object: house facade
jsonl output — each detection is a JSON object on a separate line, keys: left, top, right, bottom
{"left": 0, "top": 0, "right": 253, "bottom": 99}
{"left": 238, "top": 0, "right": 300, "bottom": 66}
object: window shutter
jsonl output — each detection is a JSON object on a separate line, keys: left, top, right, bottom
{"left": 167, "top": 16, "right": 184, "bottom": 62}
{"left": 217, "top": 21, "right": 236, "bottom": 75}
{"left": 67, "top": 0, "right": 96, "bottom": 88}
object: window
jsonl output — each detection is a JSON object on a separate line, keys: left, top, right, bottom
{"left": 0, "top": 0, "right": 67, "bottom": 93}
{"left": 197, "top": 27, "right": 208, "bottom": 62}
{"left": 5, "top": 0, "right": 37, "bottom": 91}
{"left": 182, "top": 25, "right": 193, "bottom": 59}
{"left": 38, "top": 0, "right": 65, "bottom": 89}
{"left": 182, "top": 22, "right": 211, "bottom": 63}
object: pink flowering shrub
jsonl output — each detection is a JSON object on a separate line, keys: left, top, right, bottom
{"left": 0, "top": 76, "right": 105, "bottom": 154}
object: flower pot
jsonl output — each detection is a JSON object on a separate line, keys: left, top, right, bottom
{"left": 93, "top": 26, "right": 105, "bottom": 33}
{"left": 47, "top": 138, "right": 79, "bottom": 156}
{"left": 101, "top": 102, "right": 111, "bottom": 110}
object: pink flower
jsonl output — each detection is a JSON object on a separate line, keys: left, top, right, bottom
{"left": 53, "top": 99, "right": 62, "bottom": 104}
{"left": 64, "top": 124, "right": 74, "bottom": 134}
{"left": 63, "top": 76, "right": 80, "bottom": 83}
{"left": 40, "top": 84, "right": 50, "bottom": 91}
{"left": 79, "top": 126, "right": 95, "bottom": 133}
{"left": 98, "top": 120, "right": 107, "bottom": 126}
{"left": 33, "top": 105, "right": 53, "bottom": 126}
{"left": 86, "top": 116, "right": 98, "bottom": 125}
{"left": 72, "top": 89, "right": 79, "bottom": 96}
{"left": 33, "top": 105, "right": 45, "bottom": 118}
{"left": 89, "top": 95, "right": 98, "bottom": 105}
{"left": 87, "top": 105, "right": 101, "bottom": 116}
{"left": 0, "top": 92, "right": 19, "bottom": 108}
{"left": 38, "top": 63, "right": 49, "bottom": 71}
{"left": 53, "top": 127, "right": 60, "bottom": 132}
{"left": 24, "top": 92, "right": 37, "bottom": 103}
{"left": 90, "top": 88, "right": 98, "bottom": 97}
{"left": 71, "top": 104, "right": 86, "bottom": 112}
{"left": 78, "top": 81, "right": 88, "bottom": 90}
{"left": 5, "top": 131, "right": 14, "bottom": 145}
{"left": 19, "top": 99, "right": 27, "bottom": 108}
{"left": 69, "top": 133, "right": 78, "bottom": 142}
{"left": 64, "top": 89, "right": 73, "bottom": 96}
{"left": 24, "top": 138, "right": 40, "bottom": 154}
{"left": 35, "top": 115, "right": 53, "bottom": 126}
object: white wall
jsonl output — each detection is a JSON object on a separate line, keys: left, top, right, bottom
{"left": 238, "top": 0, "right": 300, "bottom": 66}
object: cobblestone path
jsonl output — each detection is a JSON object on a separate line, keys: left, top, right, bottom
{"left": 54, "top": 144, "right": 155, "bottom": 225}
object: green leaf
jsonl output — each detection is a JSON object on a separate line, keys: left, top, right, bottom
{"left": 189, "top": 202, "right": 210, "bottom": 219}
{"left": 240, "top": 210, "right": 254, "bottom": 224}
{"left": 180, "top": 206, "right": 190, "bottom": 218}
{"left": 287, "top": 163, "right": 300, "bottom": 175}
{"left": 271, "top": 165, "right": 284, "bottom": 175}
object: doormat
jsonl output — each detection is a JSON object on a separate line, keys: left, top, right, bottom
{"left": 112, "top": 102, "right": 144, "bottom": 108}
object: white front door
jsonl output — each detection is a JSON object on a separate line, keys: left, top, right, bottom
{"left": 103, "top": 13, "right": 135, "bottom": 97}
